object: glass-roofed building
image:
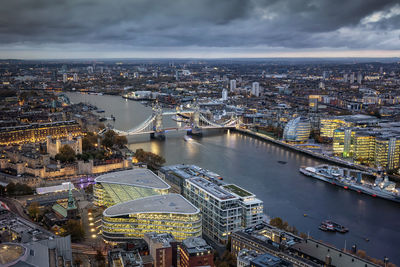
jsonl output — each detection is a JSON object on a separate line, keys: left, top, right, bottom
{"left": 102, "top": 194, "right": 202, "bottom": 242}
{"left": 283, "top": 116, "right": 311, "bottom": 143}
{"left": 94, "top": 168, "right": 170, "bottom": 207}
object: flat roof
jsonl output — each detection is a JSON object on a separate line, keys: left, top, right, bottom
{"left": 223, "top": 184, "right": 254, "bottom": 198}
{"left": 36, "top": 182, "right": 74, "bottom": 195}
{"left": 187, "top": 177, "right": 237, "bottom": 201}
{"left": 95, "top": 169, "right": 170, "bottom": 190}
{"left": 103, "top": 194, "right": 199, "bottom": 217}
{"left": 0, "top": 244, "right": 26, "bottom": 265}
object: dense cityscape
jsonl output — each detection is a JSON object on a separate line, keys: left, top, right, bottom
{"left": 2, "top": 0, "right": 400, "bottom": 267}
{"left": 0, "top": 58, "right": 399, "bottom": 267}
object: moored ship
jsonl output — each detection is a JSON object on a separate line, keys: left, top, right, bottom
{"left": 300, "top": 165, "right": 400, "bottom": 203}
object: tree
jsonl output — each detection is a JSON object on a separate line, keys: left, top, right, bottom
{"left": 114, "top": 135, "right": 127, "bottom": 148}
{"left": 62, "top": 220, "right": 85, "bottom": 242}
{"left": 134, "top": 149, "right": 166, "bottom": 171}
{"left": 82, "top": 132, "right": 98, "bottom": 151}
{"left": 101, "top": 130, "right": 117, "bottom": 148}
{"left": 27, "top": 202, "right": 40, "bottom": 221}
{"left": 269, "top": 217, "right": 284, "bottom": 229}
{"left": 6, "top": 182, "right": 16, "bottom": 196}
{"left": 55, "top": 145, "right": 76, "bottom": 163}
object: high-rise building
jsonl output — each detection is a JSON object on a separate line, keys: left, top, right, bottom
{"left": 357, "top": 72, "right": 363, "bottom": 84}
{"left": 283, "top": 117, "right": 311, "bottom": 143}
{"left": 230, "top": 79, "right": 237, "bottom": 92}
{"left": 179, "top": 237, "right": 214, "bottom": 267}
{"left": 73, "top": 73, "right": 78, "bottom": 82}
{"left": 251, "top": 82, "right": 260, "bottom": 97}
{"left": 222, "top": 89, "right": 228, "bottom": 101}
{"left": 87, "top": 66, "right": 94, "bottom": 74}
{"left": 184, "top": 177, "right": 241, "bottom": 245}
{"left": 350, "top": 72, "right": 355, "bottom": 84}
{"left": 62, "top": 73, "right": 68, "bottom": 83}
{"left": 343, "top": 73, "right": 348, "bottom": 83}
{"left": 322, "top": 71, "right": 328, "bottom": 80}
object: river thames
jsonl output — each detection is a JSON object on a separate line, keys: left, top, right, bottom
{"left": 67, "top": 92, "right": 400, "bottom": 264}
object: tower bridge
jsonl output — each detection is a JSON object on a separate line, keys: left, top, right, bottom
{"left": 102, "top": 105, "right": 239, "bottom": 140}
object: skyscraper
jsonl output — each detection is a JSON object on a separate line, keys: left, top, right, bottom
{"left": 350, "top": 73, "right": 355, "bottom": 84}
{"left": 357, "top": 72, "right": 363, "bottom": 84}
{"left": 62, "top": 73, "right": 68, "bottom": 83}
{"left": 73, "top": 73, "right": 78, "bottom": 82}
{"left": 222, "top": 89, "right": 228, "bottom": 101}
{"left": 251, "top": 82, "right": 260, "bottom": 97}
{"left": 230, "top": 79, "right": 236, "bottom": 92}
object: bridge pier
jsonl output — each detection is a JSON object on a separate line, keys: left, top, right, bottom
{"left": 150, "top": 131, "right": 166, "bottom": 140}
{"left": 187, "top": 127, "right": 203, "bottom": 137}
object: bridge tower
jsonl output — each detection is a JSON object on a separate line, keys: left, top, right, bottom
{"left": 150, "top": 102, "right": 166, "bottom": 140}
{"left": 188, "top": 101, "right": 203, "bottom": 136}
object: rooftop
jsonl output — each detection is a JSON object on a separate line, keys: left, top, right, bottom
{"left": 187, "top": 177, "right": 237, "bottom": 201}
{"left": 0, "top": 244, "right": 26, "bottom": 266}
{"left": 103, "top": 194, "right": 199, "bottom": 217}
{"left": 95, "top": 169, "right": 170, "bottom": 190}
{"left": 223, "top": 184, "right": 253, "bottom": 198}
{"left": 251, "top": 253, "right": 292, "bottom": 267}
{"left": 182, "top": 237, "right": 212, "bottom": 254}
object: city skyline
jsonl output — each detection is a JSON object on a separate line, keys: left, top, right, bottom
{"left": 1, "top": 0, "right": 400, "bottom": 59}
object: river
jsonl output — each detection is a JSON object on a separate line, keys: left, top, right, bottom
{"left": 67, "top": 92, "right": 400, "bottom": 264}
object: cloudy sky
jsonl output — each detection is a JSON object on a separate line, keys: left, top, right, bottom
{"left": 1, "top": 0, "right": 400, "bottom": 59}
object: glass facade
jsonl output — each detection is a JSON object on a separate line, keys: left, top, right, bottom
{"left": 283, "top": 116, "right": 311, "bottom": 142}
{"left": 320, "top": 118, "right": 350, "bottom": 138}
{"left": 183, "top": 178, "right": 242, "bottom": 245}
{"left": 94, "top": 182, "right": 168, "bottom": 207}
{"left": 102, "top": 212, "right": 202, "bottom": 242}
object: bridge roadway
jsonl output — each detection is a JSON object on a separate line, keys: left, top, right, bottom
{"left": 111, "top": 109, "right": 239, "bottom": 136}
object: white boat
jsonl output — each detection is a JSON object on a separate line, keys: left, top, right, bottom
{"left": 184, "top": 135, "right": 193, "bottom": 142}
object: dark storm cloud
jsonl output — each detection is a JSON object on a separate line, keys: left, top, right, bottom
{"left": 0, "top": 0, "right": 399, "bottom": 53}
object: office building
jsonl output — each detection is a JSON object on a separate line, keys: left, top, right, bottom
{"left": 184, "top": 177, "right": 241, "bottom": 244}
{"left": 230, "top": 79, "right": 237, "bottom": 92}
{"left": 222, "top": 184, "right": 263, "bottom": 228}
{"left": 73, "top": 73, "right": 78, "bottom": 82}
{"left": 333, "top": 127, "right": 400, "bottom": 169}
{"left": 159, "top": 164, "right": 224, "bottom": 194}
{"left": 283, "top": 117, "right": 311, "bottom": 143}
{"left": 179, "top": 237, "right": 214, "bottom": 267}
{"left": 319, "top": 115, "right": 378, "bottom": 138}
{"left": 375, "top": 136, "right": 400, "bottom": 170}
{"left": 101, "top": 194, "right": 202, "bottom": 242}
{"left": 94, "top": 168, "right": 170, "bottom": 207}
{"left": 252, "top": 82, "right": 260, "bottom": 97}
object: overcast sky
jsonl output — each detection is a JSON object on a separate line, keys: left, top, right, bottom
{"left": 1, "top": 0, "right": 400, "bottom": 59}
